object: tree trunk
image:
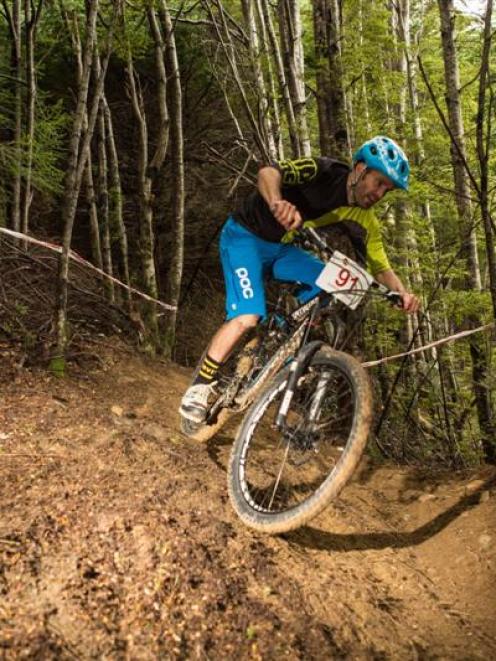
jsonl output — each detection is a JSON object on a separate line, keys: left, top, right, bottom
{"left": 159, "top": 0, "right": 185, "bottom": 357}
{"left": 326, "top": 0, "right": 348, "bottom": 157}
{"left": 54, "top": 0, "right": 99, "bottom": 362}
{"left": 254, "top": 0, "right": 283, "bottom": 158}
{"left": 438, "top": 0, "right": 493, "bottom": 462}
{"left": 398, "top": 0, "right": 452, "bottom": 436}
{"left": 438, "top": 0, "right": 481, "bottom": 288}
{"left": 21, "top": 0, "right": 43, "bottom": 241}
{"left": 278, "top": 0, "right": 311, "bottom": 156}
{"left": 91, "top": 41, "right": 130, "bottom": 304}
{"left": 10, "top": 0, "right": 22, "bottom": 234}
{"left": 242, "top": 0, "right": 277, "bottom": 159}
{"left": 126, "top": 46, "right": 159, "bottom": 345}
{"left": 260, "top": 0, "right": 298, "bottom": 156}
{"left": 313, "top": 0, "right": 333, "bottom": 154}
{"left": 62, "top": 2, "right": 102, "bottom": 272}
{"left": 205, "top": 0, "right": 269, "bottom": 160}
{"left": 476, "top": 0, "right": 496, "bottom": 320}
{"left": 84, "top": 152, "right": 103, "bottom": 271}
{"left": 147, "top": 5, "right": 170, "bottom": 169}
{"left": 474, "top": 0, "right": 495, "bottom": 461}
{"left": 103, "top": 100, "right": 130, "bottom": 305}
{"left": 97, "top": 102, "right": 114, "bottom": 303}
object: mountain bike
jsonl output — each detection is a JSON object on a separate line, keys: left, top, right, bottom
{"left": 181, "top": 228, "right": 403, "bottom": 533}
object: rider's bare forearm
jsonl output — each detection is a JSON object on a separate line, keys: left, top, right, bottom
{"left": 258, "top": 166, "right": 302, "bottom": 230}
{"left": 376, "top": 269, "right": 420, "bottom": 313}
{"left": 375, "top": 269, "right": 406, "bottom": 293}
{"left": 257, "top": 166, "right": 283, "bottom": 207}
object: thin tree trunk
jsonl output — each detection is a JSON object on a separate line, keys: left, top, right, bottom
{"left": 476, "top": 0, "right": 496, "bottom": 319}
{"left": 9, "top": 0, "right": 22, "bottom": 234}
{"left": 205, "top": 0, "right": 269, "bottom": 160}
{"left": 438, "top": 0, "right": 481, "bottom": 288}
{"left": 126, "top": 46, "right": 159, "bottom": 344}
{"left": 88, "top": 38, "right": 130, "bottom": 304}
{"left": 159, "top": 0, "right": 185, "bottom": 356}
{"left": 85, "top": 152, "right": 103, "bottom": 270}
{"left": 279, "top": 0, "right": 311, "bottom": 155}
{"left": 242, "top": 0, "right": 275, "bottom": 158}
{"left": 260, "top": 0, "right": 298, "bottom": 156}
{"left": 103, "top": 100, "right": 130, "bottom": 305}
{"left": 394, "top": 0, "right": 426, "bottom": 362}
{"left": 313, "top": 0, "right": 333, "bottom": 154}
{"left": 474, "top": 0, "right": 495, "bottom": 461}
{"left": 398, "top": 0, "right": 444, "bottom": 391}
{"left": 22, "top": 0, "right": 43, "bottom": 242}
{"left": 61, "top": 1, "right": 98, "bottom": 272}
{"left": 254, "top": 0, "right": 283, "bottom": 158}
{"left": 147, "top": 5, "right": 170, "bottom": 169}
{"left": 357, "top": 0, "right": 371, "bottom": 135}
{"left": 54, "top": 0, "right": 99, "bottom": 361}
{"left": 438, "top": 0, "right": 492, "bottom": 461}
{"left": 326, "top": 0, "right": 348, "bottom": 157}
{"left": 97, "top": 102, "right": 114, "bottom": 303}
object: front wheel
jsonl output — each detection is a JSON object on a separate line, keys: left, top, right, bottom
{"left": 228, "top": 347, "right": 373, "bottom": 534}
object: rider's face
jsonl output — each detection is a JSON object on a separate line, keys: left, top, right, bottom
{"left": 352, "top": 164, "right": 395, "bottom": 208}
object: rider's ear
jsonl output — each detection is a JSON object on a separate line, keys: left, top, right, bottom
{"left": 354, "top": 162, "right": 367, "bottom": 177}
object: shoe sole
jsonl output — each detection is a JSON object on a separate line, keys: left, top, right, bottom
{"left": 179, "top": 407, "right": 207, "bottom": 424}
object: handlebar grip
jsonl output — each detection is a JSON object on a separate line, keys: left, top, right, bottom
{"left": 386, "top": 291, "right": 404, "bottom": 308}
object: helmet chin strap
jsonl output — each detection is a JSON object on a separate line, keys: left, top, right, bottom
{"left": 348, "top": 165, "right": 368, "bottom": 206}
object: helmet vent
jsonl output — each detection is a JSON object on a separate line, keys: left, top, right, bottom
{"left": 352, "top": 135, "right": 410, "bottom": 190}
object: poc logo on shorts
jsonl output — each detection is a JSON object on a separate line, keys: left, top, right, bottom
{"left": 235, "top": 267, "right": 254, "bottom": 299}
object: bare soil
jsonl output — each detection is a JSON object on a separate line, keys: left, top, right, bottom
{"left": 1, "top": 342, "right": 495, "bottom": 659}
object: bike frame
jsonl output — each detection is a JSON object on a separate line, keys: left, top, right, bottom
{"left": 205, "top": 228, "right": 402, "bottom": 428}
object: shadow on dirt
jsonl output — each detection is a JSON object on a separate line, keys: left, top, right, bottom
{"left": 206, "top": 433, "right": 234, "bottom": 472}
{"left": 285, "top": 474, "right": 496, "bottom": 553}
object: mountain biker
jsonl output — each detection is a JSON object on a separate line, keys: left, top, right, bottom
{"left": 180, "top": 135, "right": 420, "bottom": 424}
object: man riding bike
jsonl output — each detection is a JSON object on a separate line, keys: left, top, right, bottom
{"left": 179, "top": 136, "right": 420, "bottom": 425}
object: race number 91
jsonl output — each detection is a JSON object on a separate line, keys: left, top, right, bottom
{"left": 335, "top": 268, "right": 358, "bottom": 291}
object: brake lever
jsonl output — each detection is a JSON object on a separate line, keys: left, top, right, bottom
{"left": 371, "top": 281, "right": 404, "bottom": 308}
{"left": 299, "top": 227, "right": 333, "bottom": 256}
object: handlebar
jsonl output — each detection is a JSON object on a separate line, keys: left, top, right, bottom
{"left": 298, "top": 226, "right": 404, "bottom": 309}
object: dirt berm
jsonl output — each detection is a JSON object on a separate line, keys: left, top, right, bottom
{"left": 1, "top": 345, "right": 495, "bottom": 658}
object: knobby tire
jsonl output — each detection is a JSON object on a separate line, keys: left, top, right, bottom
{"left": 227, "top": 347, "right": 373, "bottom": 534}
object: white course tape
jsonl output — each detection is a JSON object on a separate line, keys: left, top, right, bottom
{"left": 1, "top": 227, "right": 493, "bottom": 362}
{"left": 362, "top": 322, "right": 495, "bottom": 368}
{"left": 0, "top": 227, "right": 177, "bottom": 312}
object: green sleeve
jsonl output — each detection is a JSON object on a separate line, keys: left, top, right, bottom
{"left": 366, "top": 217, "right": 391, "bottom": 276}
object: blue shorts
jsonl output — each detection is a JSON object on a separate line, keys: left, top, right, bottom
{"left": 219, "top": 217, "right": 324, "bottom": 320}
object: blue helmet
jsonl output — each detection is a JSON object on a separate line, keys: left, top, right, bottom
{"left": 352, "top": 136, "right": 410, "bottom": 190}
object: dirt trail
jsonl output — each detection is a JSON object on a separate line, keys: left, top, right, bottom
{"left": 1, "top": 346, "right": 495, "bottom": 659}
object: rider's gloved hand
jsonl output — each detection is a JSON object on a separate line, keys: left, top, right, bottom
{"left": 271, "top": 200, "right": 302, "bottom": 231}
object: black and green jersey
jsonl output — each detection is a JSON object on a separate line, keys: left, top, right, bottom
{"left": 232, "top": 157, "right": 391, "bottom": 276}
{"left": 283, "top": 207, "right": 391, "bottom": 277}
{"left": 233, "top": 157, "right": 349, "bottom": 243}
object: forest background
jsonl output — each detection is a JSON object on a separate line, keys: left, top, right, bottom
{"left": 0, "top": 0, "right": 494, "bottom": 466}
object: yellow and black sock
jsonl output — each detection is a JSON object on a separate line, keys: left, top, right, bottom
{"left": 194, "top": 354, "right": 222, "bottom": 385}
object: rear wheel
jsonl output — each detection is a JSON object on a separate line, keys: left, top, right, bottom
{"left": 228, "top": 347, "right": 372, "bottom": 534}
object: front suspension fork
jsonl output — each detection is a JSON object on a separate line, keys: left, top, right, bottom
{"left": 275, "top": 341, "right": 324, "bottom": 430}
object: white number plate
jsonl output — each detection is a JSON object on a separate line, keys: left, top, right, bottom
{"left": 316, "top": 250, "right": 373, "bottom": 310}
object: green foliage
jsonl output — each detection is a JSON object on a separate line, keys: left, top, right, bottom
{"left": 0, "top": 0, "right": 493, "bottom": 465}
{"left": 49, "top": 355, "right": 66, "bottom": 377}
